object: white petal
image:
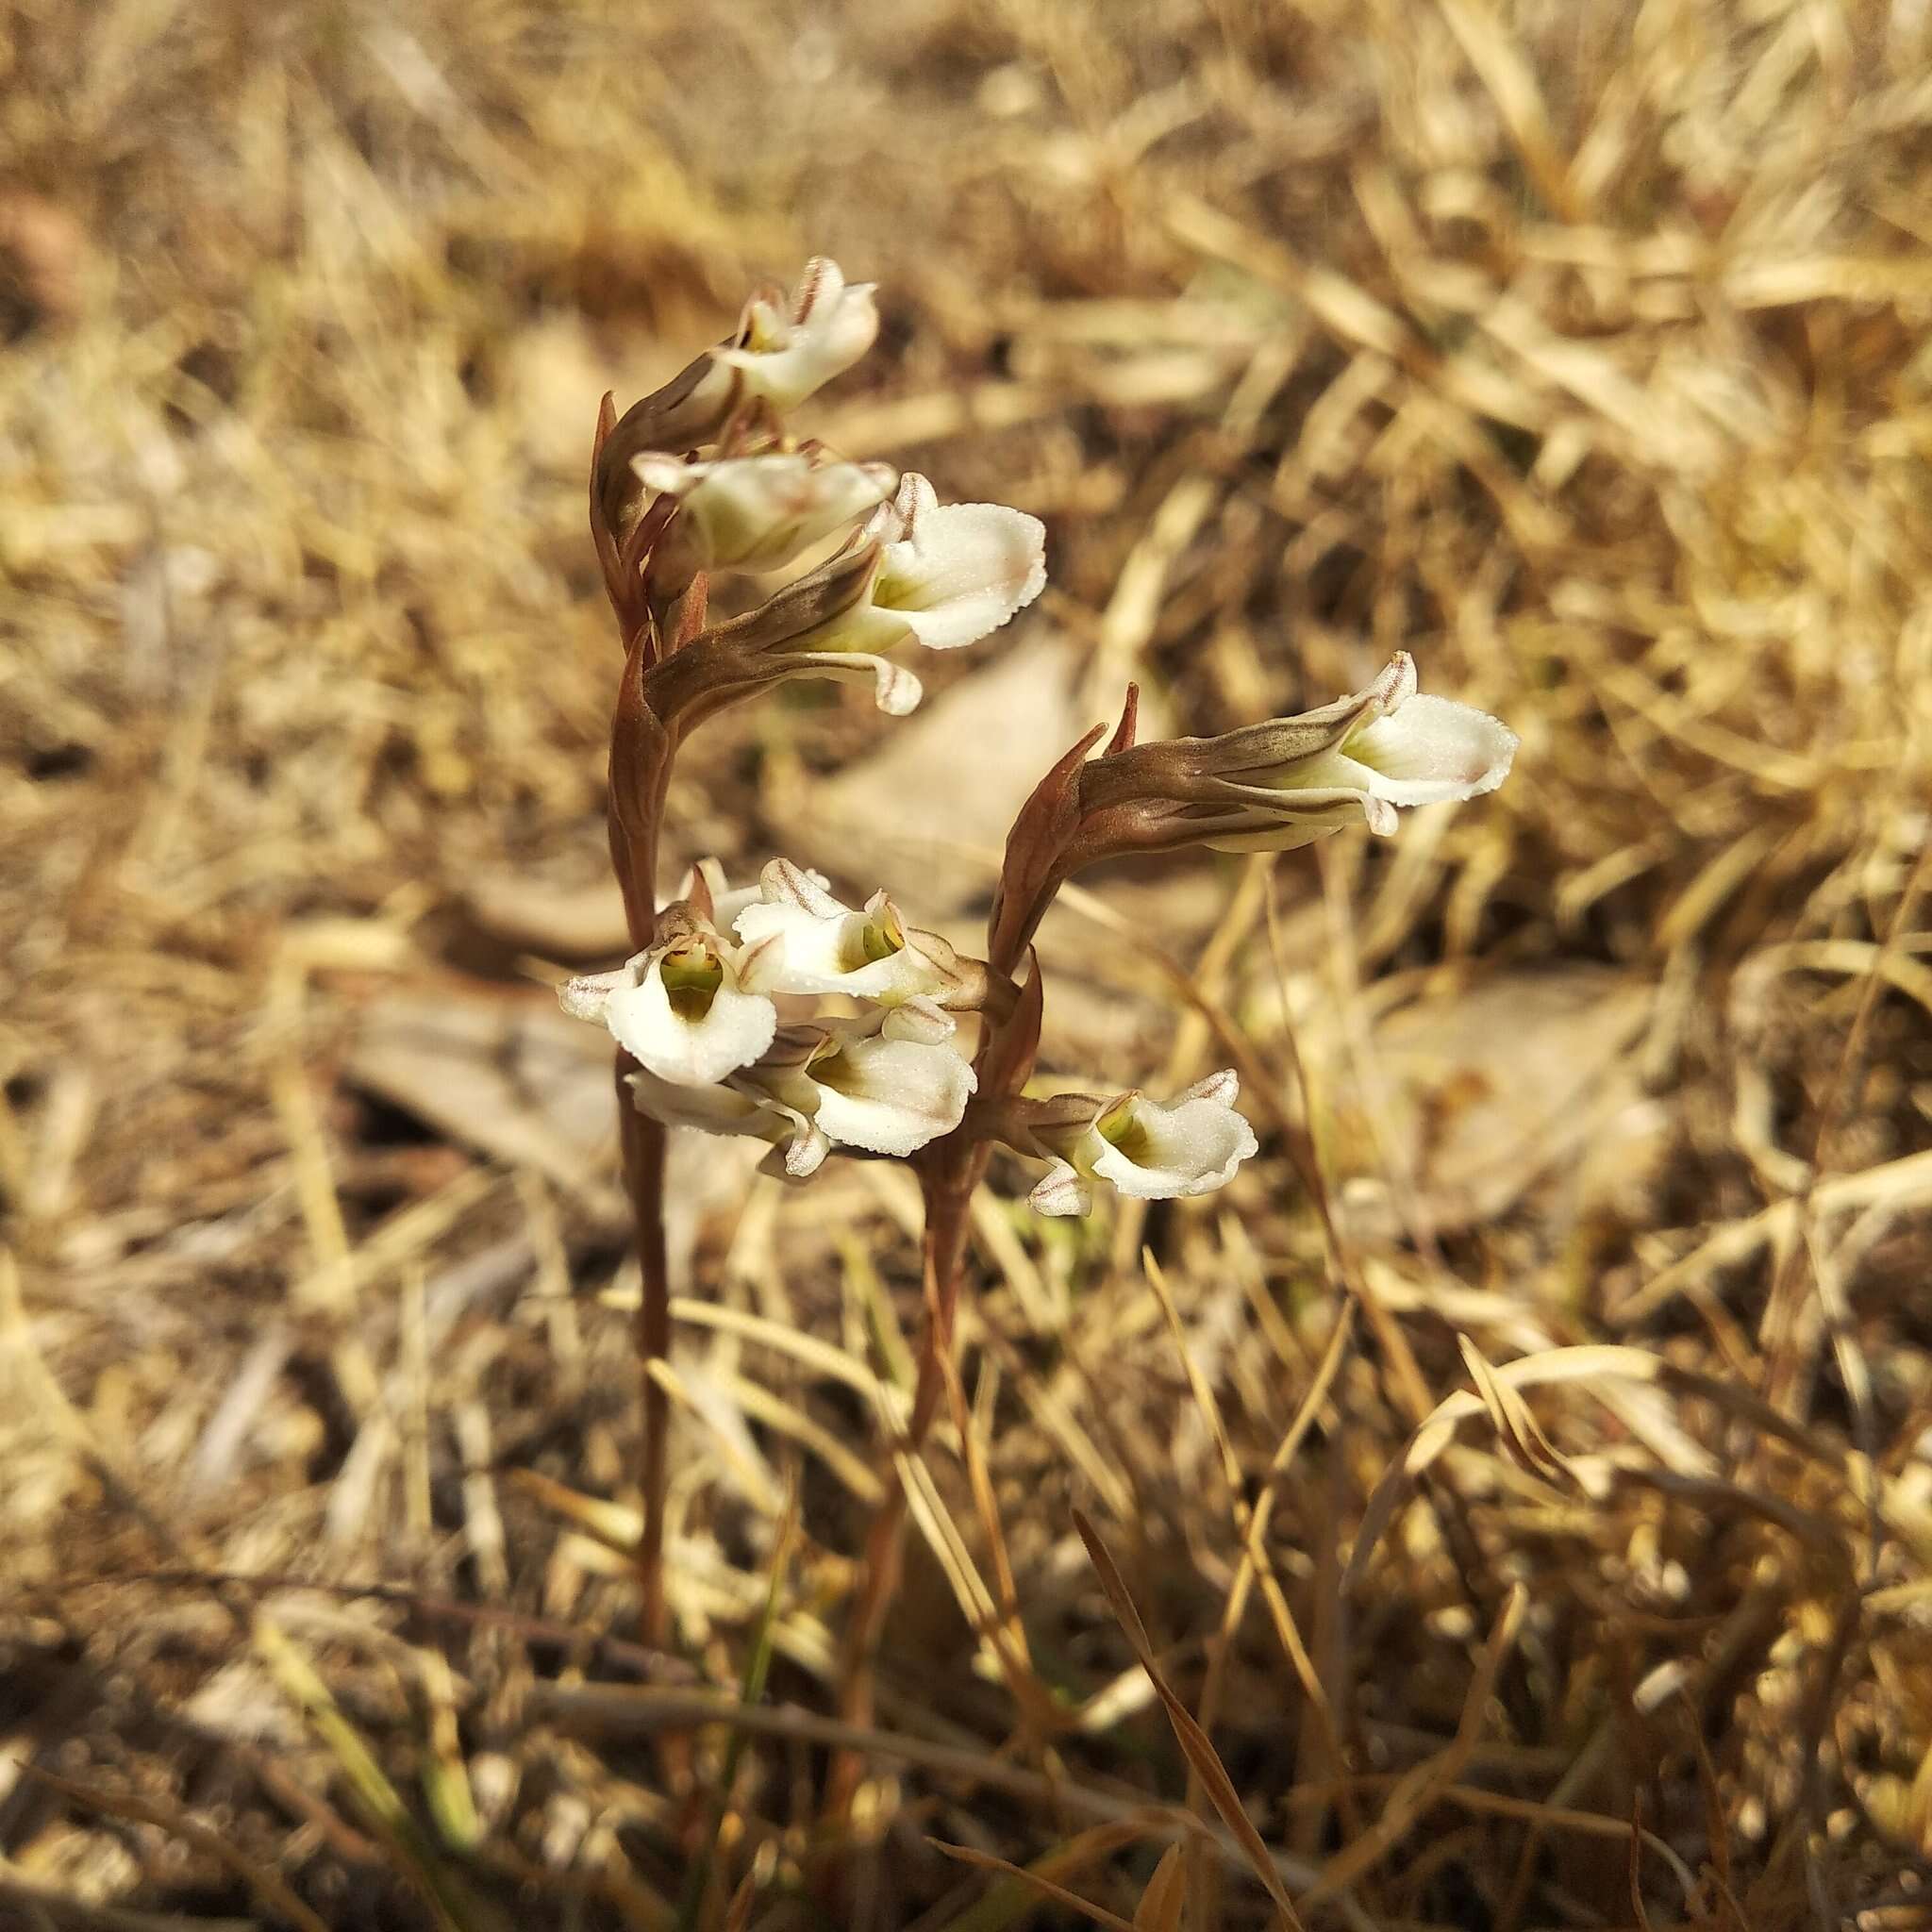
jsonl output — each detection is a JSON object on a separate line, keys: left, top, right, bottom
{"left": 708, "top": 881, "right": 763, "bottom": 928}
{"left": 626, "top": 1067, "right": 771, "bottom": 1133}
{"left": 1028, "top": 1158, "right": 1093, "bottom": 1217}
{"left": 757, "top": 857, "right": 844, "bottom": 918}
{"left": 1087, "top": 1091, "right": 1258, "bottom": 1201}
{"left": 874, "top": 502, "right": 1048, "bottom": 651}
{"left": 880, "top": 997, "right": 957, "bottom": 1042}
{"left": 863, "top": 472, "right": 938, "bottom": 545}
{"left": 1178, "top": 1068, "right": 1240, "bottom": 1108}
{"left": 733, "top": 898, "right": 854, "bottom": 986}
{"left": 775, "top": 1113, "right": 832, "bottom": 1177}
{"left": 735, "top": 888, "right": 968, "bottom": 1007}
{"left": 557, "top": 962, "right": 636, "bottom": 1024}
{"left": 603, "top": 966, "right": 777, "bottom": 1087}
{"left": 758, "top": 1122, "right": 831, "bottom": 1181}
{"left": 1343, "top": 694, "right": 1518, "bottom": 807}
{"left": 805, "top": 1036, "right": 975, "bottom": 1157}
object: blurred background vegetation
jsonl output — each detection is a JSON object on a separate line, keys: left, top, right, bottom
{"left": 3, "top": 1, "right": 1931, "bottom": 1927}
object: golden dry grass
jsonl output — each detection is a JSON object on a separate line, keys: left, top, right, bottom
{"left": 4, "top": 1, "right": 1932, "bottom": 1927}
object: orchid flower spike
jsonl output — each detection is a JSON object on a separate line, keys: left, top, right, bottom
{"left": 634, "top": 451, "right": 894, "bottom": 585}
{"left": 1021, "top": 1070, "right": 1259, "bottom": 1216}
{"left": 714, "top": 258, "right": 881, "bottom": 416}
{"left": 734, "top": 858, "right": 990, "bottom": 1008}
{"left": 741, "top": 1019, "right": 977, "bottom": 1158}
{"left": 559, "top": 899, "right": 777, "bottom": 1088}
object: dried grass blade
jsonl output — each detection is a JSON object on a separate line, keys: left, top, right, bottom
{"left": 1074, "top": 1510, "right": 1306, "bottom": 1930}
{"left": 1300, "top": 1585, "right": 1527, "bottom": 1905}
{"left": 667, "top": 1294, "right": 884, "bottom": 1399}
{"left": 931, "top": 1840, "right": 1139, "bottom": 1932}
{"left": 1457, "top": 1335, "right": 1577, "bottom": 1487}
{"left": 1345, "top": 1345, "right": 1668, "bottom": 1596}
{"left": 503, "top": 1467, "right": 641, "bottom": 1554}
{"left": 675, "top": 1496, "right": 798, "bottom": 1932}
{"left": 935, "top": 1822, "right": 1152, "bottom": 1932}
{"left": 1133, "top": 1844, "right": 1189, "bottom": 1932}
{"left": 254, "top": 1618, "right": 504, "bottom": 1932}
{"left": 27, "top": 1765, "right": 334, "bottom": 1932}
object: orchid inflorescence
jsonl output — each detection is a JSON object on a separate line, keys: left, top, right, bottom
{"left": 573, "top": 256, "right": 1520, "bottom": 1665}
{"left": 568, "top": 255, "right": 1519, "bottom": 1224}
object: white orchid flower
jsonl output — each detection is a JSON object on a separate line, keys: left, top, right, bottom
{"left": 1196, "top": 657, "right": 1518, "bottom": 852}
{"left": 812, "top": 474, "right": 1047, "bottom": 658}
{"left": 744, "top": 1023, "right": 976, "bottom": 1158}
{"left": 559, "top": 926, "right": 776, "bottom": 1089}
{"left": 733, "top": 858, "right": 987, "bottom": 1008}
{"left": 1025, "top": 1070, "right": 1258, "bottom": 1216}
{"left": 633, "top": 451, "right": 894, "bottom": 582}
{"left": 713, "top": 258, "right": 880, "bottom": 416}
{"left": 591, "top": 262, "right": 877, "bottom": 531}
{"left": 626, "top": 1064, "right": 830, "bottom": 1180}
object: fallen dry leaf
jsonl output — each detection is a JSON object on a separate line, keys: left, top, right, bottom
{"left": 1311, "top": 966, "right": 1661, "bottom": 1238}
{"left": 786, "top": 638, "right": 1095, "bottom": 914}
{"left": 344, "top": 989, "right": 615, "bottom": 1196}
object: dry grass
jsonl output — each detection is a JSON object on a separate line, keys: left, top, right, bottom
{"left": 4, "top": 1, "right": 1932, "bottom": 1926}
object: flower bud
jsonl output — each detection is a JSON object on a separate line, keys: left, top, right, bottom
{"left": 634, "top": 451, "right": 894, "bottom": 584}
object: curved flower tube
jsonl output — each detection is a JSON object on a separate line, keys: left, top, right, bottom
{"left": 626, "top": 1063, "right": 830, "bottom": 1179}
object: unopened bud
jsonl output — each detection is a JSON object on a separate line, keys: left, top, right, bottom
{"left": 635, "top": 451, "right": 894, "bottom": 585}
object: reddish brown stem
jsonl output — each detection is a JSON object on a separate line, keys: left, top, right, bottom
{"left": 827, "top": 1020, "right": 1007, "bottom": 1814}
{"left": 828, "top": 766, "right": 1060, "bottom": 1812}
{"left": 827, "top": 1166, "right": 976, "bottom": 1817}
{"left": 619, "top": 1092, "right": 672, "bottom": 1651}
